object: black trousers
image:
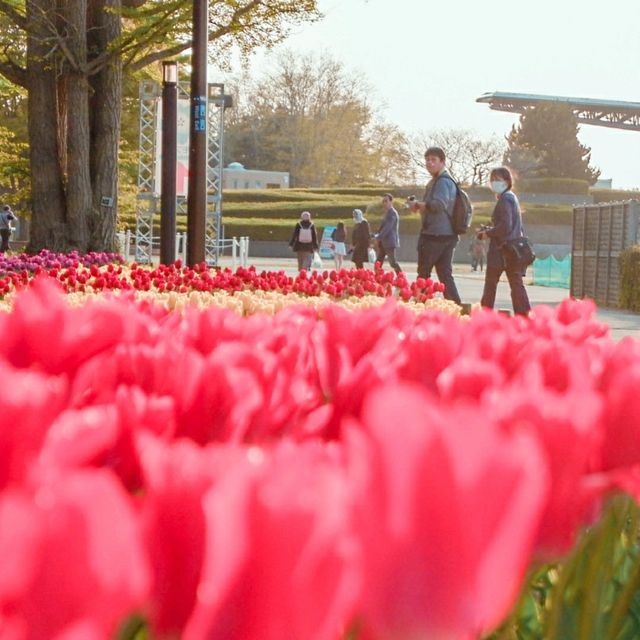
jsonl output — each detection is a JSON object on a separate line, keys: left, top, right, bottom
{"left": 480, "top": 249, "right": 531, "bottom": 315}
{"left": 417, "top": 235, "right": 461, "bottom": 304}
{"left": 0, "top": 229, "right": 10, "bottom": 252}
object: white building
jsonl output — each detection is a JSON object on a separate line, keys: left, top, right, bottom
{"left": 223, "top": 162, "right": 289, "bottom": 189}
{"left": 593, "top": 178, "right": 613, "bottom": 190}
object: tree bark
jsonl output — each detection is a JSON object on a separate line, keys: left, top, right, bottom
{"left": 88, "top": 0, "right": 122, "bottom": 252}
{"left": 26, "top": 0, "right": 67, "bottom": 252}
{"left": 63, "top": 0, "right": 91, "bottom": 251}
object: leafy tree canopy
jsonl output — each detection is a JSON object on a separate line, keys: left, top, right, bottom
{"left": 224, "top": 51, "right": 412, "bottom": 187}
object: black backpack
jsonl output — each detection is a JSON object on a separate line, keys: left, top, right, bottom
{"left": 438, "top": 175, "right": 473, "bottom": 235}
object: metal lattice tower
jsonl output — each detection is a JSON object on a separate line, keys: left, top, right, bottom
{"left": 136, "top": 80, "right": 227, "bottom": 264}
{"left": 205, "top": 83, "right": 226, "bottom": 265}
{"left": 135, "top": 81, "right": 160, "bottom": 263}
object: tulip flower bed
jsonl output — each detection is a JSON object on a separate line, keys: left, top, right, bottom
{"left": 0, "top": 261, "right": 454, "bottom": 314}
{"left": 57, "top": 288, "right": 459, "bottom": 316}
{"left": 4, "top": 278, "right": 640, "bottom": 639}
{"left": 0, "top": 249, "right": 124, "bottom": 277}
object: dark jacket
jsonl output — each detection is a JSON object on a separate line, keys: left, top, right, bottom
{"left": 351, "top": 220, "right": 371, "bottom": 264}
{"left": 289, "top": 221, "right": 319, "bottom": 252}
{"left": 331, "top": 227, "right": 346, "bottom": 242}
{"left": 486, "top": 191, "right": 524, "bottom": 248}
{"left": 485, "top": 190, "right": 524, "bottom": 252}
{"left": 376, "top": 207, "right": 400, "bottom": 249}
{"left": 421, "top": 169, "right": 457, "bottom": 236}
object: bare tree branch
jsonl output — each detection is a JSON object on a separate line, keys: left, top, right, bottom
{"left": 0, "top": 58, "right": 27, "bottom": 87}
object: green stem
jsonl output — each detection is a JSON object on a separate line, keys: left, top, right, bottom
{"left": 606, "top": 499, "right": 640, "bottom": 640}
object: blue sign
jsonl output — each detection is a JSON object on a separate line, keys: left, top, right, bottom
{"left": 320, "top": 226, "right": 336, "bottom": 259}
{"left": 192, "top": 96, "right": 207, "bottom": 132}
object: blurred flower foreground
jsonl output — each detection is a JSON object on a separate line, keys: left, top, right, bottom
{"left": 2, "top": 256, "right": 640, "bottom": 640}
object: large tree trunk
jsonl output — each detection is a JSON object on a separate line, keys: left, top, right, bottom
{"left": 27, "top": 0, "right": 120, "bottom": 254}
{"left": 63, "top": 0, "right": 91, "bottom": 251}
{"left": 88, "top": 0, "right": 122, "bottom": 252}
{"left": 26, "top": 0, "right": 67, "bottom": 252}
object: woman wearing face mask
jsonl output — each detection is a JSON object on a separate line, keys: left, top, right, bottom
{"left": 477, "top": 167, "right": 531, "bottom": 315}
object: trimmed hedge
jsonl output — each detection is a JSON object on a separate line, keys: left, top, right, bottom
{"left": 518, "top": 204, "right": 573, "bottom": 225}
{"left": 304, "top": 187, "right": 394, "bottom": 197}
{"left": 591, "top": 190, "right": 640, "bottom": 204}
{"left": 222, "top": 190, "right": 331, "bottom": 203}
{"left": 465, "top": 185, "right": 495, "bottom": 201}
{"left": 222, "top": 187, "right": 394, "bottom": 203}
{"left": 117, "top": 194, "right": 574, "bottom": 239}
{"left": 223, "top": 201, "right": 375, "bottom": 220}
{"left": 519, "top": 178, "right": 590, "bottom": 195}
{"left": 619, "top": 246, "right": 640, "bottom": 311}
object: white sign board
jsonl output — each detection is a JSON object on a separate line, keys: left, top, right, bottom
{"left": 156, "top": 98, "right": 191, "bottom": 196}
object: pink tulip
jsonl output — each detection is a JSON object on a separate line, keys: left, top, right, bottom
{"left": 347, "top": 384, "right": 548, "bottom": 640}
{"left": 0, "top": 470, "right": 149, "bottom": 639}
{"left": 183, "top": 442, "right": 361, "bottom": 640}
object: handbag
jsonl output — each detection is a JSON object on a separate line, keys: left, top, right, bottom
{"left": 501, "top": 236, "right": 536, "bottom": 269}
{"left": 311, "top": 251, "right": 323, "bottom": 270}
{"left": 367, "top": 247, "right": 377, "bottom": 263}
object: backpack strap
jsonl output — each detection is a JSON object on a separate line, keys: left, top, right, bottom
{"left": 430, "top": 173, "right": 459, "bottom": 220}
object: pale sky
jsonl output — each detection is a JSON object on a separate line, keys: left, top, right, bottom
{"left": 217, "top": 0, "right": 640, "bottom": 188}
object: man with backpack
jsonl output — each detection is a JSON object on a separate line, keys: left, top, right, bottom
{"left": 0, "top": 205, "right": 16, "bottom": 253}
{"left": 409, "top": 146, "right": 462, "bottom": 305}
{"left": 289, "top": 210, "right": 319, "bottom": 271}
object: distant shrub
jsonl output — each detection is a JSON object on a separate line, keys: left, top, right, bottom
{"left": 619, "top": 246, "right": 640, "bottom": 310}
{"left": 465, "top": 185, "right": 494, "bottom": 201}
{"left": 519, "top": 178, "right": 590, "bottom": 195}
{"left": 222, "top": 190, "right": 329, "bottom": 204}
{"left": 305, "top": 187, "right": 392, "bottom": 197}
{"left": 591, "top": 189, "right": 640, "bottom": 204}
{"left": 224, "top": 202, "right": 377, "bottom": 220}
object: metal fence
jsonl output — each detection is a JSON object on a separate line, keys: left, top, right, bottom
{"left": 571, "top": 201, "right": 640, "bottom": 306}
{"left": 117, "top": 230, "right": 250, "bottom": 269}
{"left": 533, "top": 255, "right": 571, "bottom": 289}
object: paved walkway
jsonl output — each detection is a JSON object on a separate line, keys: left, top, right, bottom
{"left": 217, "top": 255, "right": 640, "bottom": 342}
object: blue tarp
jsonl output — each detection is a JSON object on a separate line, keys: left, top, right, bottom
{"left": 532, "top": 255, "right": 571, "bottom": 289}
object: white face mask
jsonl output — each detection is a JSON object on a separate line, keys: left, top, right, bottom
{"left": 490, "top": 180, "right": 508, "bottom": 194}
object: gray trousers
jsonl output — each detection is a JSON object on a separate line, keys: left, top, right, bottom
{"left": 376, "top": 245, "right": 402, "bottom": 273}
{"left": 297, "top": 250, "right": 313, "bottom": 271}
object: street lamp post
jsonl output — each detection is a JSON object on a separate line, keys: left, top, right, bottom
{"left": 160, "top": 61, "right": 178, "bottom": 265}
{"left": 187, "top": 0, "right": 208, "bottom": 267}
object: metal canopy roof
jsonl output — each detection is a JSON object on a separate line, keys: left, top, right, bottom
{"left": 477, "top": 91, "right": 640, "bottom": 131}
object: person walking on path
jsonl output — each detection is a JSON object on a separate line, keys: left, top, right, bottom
{"left": 0, "top": 205, "right": 16, "bottom": 253}
{"left": 289, "top": 211, "right": 318, "bottom": 271}
{"left": 469, "top": 234, "right": 487, "bottom": 272}
{"left": 478, "top": 167, "right": 531, "bottom": 316}
{"left": 350, "top": 209, "right": 371, "bottom": 269}
{"left": 374, "top": 193, "right": 402, "bottom": 273}
{"left": 331, "top": 221, "right": 347, "bottom": 270}
{"left": 409, "top": 147, "right": 462, "bottom": 304}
